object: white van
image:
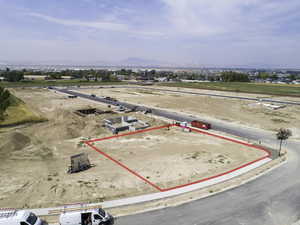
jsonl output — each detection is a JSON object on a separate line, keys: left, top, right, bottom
{"left": 59, "top": 207, "right": 114, "bottom": 225}
{"left": 0, "top": 210, "right": 44, "bottom": 225}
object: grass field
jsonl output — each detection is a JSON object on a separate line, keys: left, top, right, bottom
{"left": 0, "top": 95, "right": 46, "bottom": 127}
{"left": 0, "top": 80, "right": 124, "bottom": 87}
{"left": 158, "top": 82, "right": 300, "bottom": 97}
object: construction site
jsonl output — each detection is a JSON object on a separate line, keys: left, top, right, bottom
{"left": 76, "top": 86, "right": 300, "bottom": 139}
{"left": 0, "top": 86, "right": 295, "bottom": 209}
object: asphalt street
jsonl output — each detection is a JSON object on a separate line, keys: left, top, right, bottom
{"left": 53, "top": 87, "right": 300, "bottom": 225}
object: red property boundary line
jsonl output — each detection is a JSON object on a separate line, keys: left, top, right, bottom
{"left": 85, "top": 124, "right": 271, "bottom": 192}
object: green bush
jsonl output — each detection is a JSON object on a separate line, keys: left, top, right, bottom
{"left": 0, "top": 87, "right": 11, "bottom": 120}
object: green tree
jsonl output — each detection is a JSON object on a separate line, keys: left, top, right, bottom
{"left": 276, "top": 128, "right": 292, "bottom": 156}
{"left": 289, "top": 74, "right": 296, "bottom": 81}
{"left": 3, "top": 70, "right": 24, "bottom": 82}
{"left": 93, "top": 70, "right": 101, "bottom": 82}
{"left": 220, "top": 71, "right": 250, "bottom": 82}
{"left": 100, "top": 70, "right": 111, "bottom": 81}
{"left": 270, "top": 74, "right": 278, "bottom": 80}
{"left": 0, "top": 87, "right": 11, "bottom": 120}
{"left": 258, "top": 72, "right": 270, "bottom": 80}
{"left": 49, "top": 73, "right": 62, "bottom": 79}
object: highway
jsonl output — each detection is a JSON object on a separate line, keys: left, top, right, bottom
{"left": 53, "top": 87, "right": 300, "bottom": 225}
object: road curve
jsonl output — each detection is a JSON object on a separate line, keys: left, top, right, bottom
{"left": 54, "top": 87, "right": 300, "bottom": 225}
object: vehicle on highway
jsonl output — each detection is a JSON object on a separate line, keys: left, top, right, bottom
{"left": 59, "top": 207, "right": 114, "bottom": 225}
{"left": 91, "top": 94, "right": 96, "bottom": 97}
{"left": 104, "top": 97, "right": 117, "bottom": 101}
{"left": 0, "top": 209, "right": 45, "bottom": 225}
{"left": 68, "top": 95, "right": 77, "bottom": 99}
{"left": 191, "top": 120, "right": 211, "bottom": 130}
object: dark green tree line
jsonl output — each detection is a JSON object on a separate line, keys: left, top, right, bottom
{"left": 2, "top": 70, "right": 24, "bottom": 82}
{"left": 220, "top": 71, "right": 250, "bottom": 82}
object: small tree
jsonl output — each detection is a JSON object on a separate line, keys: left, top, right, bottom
{"left": 0, "top": 87, "right": 11, "bottom": 120}
{"left": 276, "top": 128, "right": 292, "bottom": 156}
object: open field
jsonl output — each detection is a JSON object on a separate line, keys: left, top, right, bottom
{"left": 0, "top": 80, "right": 124, "bottom": 88}
{"left": 158, "top": 82, "right": 300, "bottom": 97}
{"left": 76, "top": 87, "right": 300, "bottom": 139}
{"left": 0, "top": 87, "right": 268, "bottom": 209}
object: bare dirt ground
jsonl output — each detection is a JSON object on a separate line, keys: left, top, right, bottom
{"left": 92, "top": 126, "right": 266, "bottom": 190}
{"left": 76, "top": 86, "right": 300, "bottom": 140}
{"left": 0, "top": 88, "right": 269, "bottom": 209}
{"left": 0, "top": 88, "right": 162, "bottom": 208}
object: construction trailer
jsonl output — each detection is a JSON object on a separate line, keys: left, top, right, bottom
{"left": 68, "top": 153, "right": 91, "bottom": 174}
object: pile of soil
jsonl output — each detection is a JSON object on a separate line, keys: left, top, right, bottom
{"left": 0, "top": 132, "right": 31, "bottom": 156}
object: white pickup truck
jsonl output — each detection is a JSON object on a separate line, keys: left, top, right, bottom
{"left": 0, "top": 209, "right": 45, "bottom": 225}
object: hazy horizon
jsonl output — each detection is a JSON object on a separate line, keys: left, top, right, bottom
{"left": 1, "top": 0, "right": 300, "bottom": 68}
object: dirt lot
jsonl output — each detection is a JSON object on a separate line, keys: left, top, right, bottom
{"left": 76, "top": 86, "right": 300, "bottom": 140}
{"left": 0, "top": 88, "right": 268, "bottom": 209}
{"left": 92, "top": 126, "right": 266, "bottom": 190}
{"left": 0, "top": 88, "right": 162, "bottom": 208}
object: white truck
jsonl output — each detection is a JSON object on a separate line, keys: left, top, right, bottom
{"left": 0, "top": 209, "right": 45, "bottom": 225}
{"left": 59, "top": 207, "right": 114, "bottom": 225}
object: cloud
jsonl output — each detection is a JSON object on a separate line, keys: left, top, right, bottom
{"left": 27, "top": 12, "right": 128, "bottom": 31}
{"left": 161, "top": 0, "right": 300, "bottom": 38}
{"left": 27, "top": 12, "right": 164, "bottom": 37}
{"left": 2, "top": 0, "right": 300, "bottom": 67}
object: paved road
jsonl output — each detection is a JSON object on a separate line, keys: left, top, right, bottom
{"left": 53, "top": 87, "right": 300, "bottom": 225}
{"left": 117, "top": 139, "right": 300, "bottom": 225}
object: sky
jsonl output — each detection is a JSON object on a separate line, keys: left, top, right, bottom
{"left": 0, "top": 0, "right": 300, "bottom": 68}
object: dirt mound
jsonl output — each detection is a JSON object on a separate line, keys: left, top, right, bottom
{"left": 38, "top": 109, "right": 87, "bottom": 140}
{"left": 0, "top": 132, "right": 31, "bottom": 155}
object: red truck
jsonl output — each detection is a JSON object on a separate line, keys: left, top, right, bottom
{"left": 191, "top": 120, "right": 211, "bottom": 130}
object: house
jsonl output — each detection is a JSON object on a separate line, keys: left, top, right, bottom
{"left": 292, "top": 80, "right": 300, "bottom": 84}
{"left": 155, "top": 77, "right": 168, "bottom": 82}
{"left": 116, "top": 75, "right": 126, "bottom": 81}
